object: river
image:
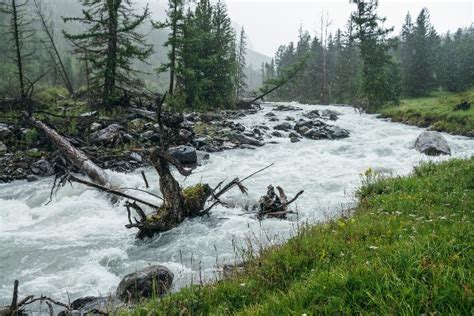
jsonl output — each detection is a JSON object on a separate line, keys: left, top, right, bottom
{"left": 1, "top": 102, "right": 473, "bottom": 303}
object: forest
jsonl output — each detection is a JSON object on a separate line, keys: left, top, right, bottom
{"left": 0, "top": 0, "right": 473, "bottom": 315}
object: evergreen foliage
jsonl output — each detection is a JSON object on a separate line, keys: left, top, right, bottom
{"left": 63, "top": 0, "right": 153, "bottom": 107}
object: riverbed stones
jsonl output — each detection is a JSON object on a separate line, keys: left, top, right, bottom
{"left": 0, "top": 124, "right": 12, "bottom": 141}
{"left": 0, "top": 142, "right": 6, "bottom": 153}
{"left": 91, "top": 124, "right": 124, "bottom": 147}
{"left": 31, "top": 159, "right": 53, "bottom": 176}
{"left": 415, "top": 131, "right": 451, "bottom": 156}
{"left": 169, "top": 145, "right": 198, "bottom": 164}
{"left": 274, "top": 122, "right": 293, "bottom": 131}
{"left": 116, "top": 265, "right": 174, "bottom": 302}
{"left": 228, "top": 132, "right": 264, "bottom": 147}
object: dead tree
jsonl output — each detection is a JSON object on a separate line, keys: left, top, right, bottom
{"left": 32, "top": 0, "right": 74, "bottom": 95}
{"left": 23, "top": 112, "right": 110, "bottom": 187}
{"left": 0, "top": 280, "right": 70, "bottom": 316}
{"left": 258, "top": 185, "right": 304, "bottom": 219}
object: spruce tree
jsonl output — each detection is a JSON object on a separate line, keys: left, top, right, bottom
{"left": 411, "top": 8, "right": 438, "bottom": 96}
{"left": 236, "top": 27, "right": 247, "bottom": 99}
{"left": 350, "top": 0, "right": 396, "bottom": 112}
{"left": 63, "top": 0, "right": 152, "bottom": 107}
{"left": 152, "top": 0, "right": 185, "bottom": 96}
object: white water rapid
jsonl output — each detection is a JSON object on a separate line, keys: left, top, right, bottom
{"left": 1, "top": 102, "right": 473, "bottom": 303}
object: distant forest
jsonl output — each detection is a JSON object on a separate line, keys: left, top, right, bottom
{"left": 265, "top": 3, "right": 474, "bottom": 111}
{"left": 0, "top": 0, "right": 268, "bottom": 110}
{"left": 0, "top": 0, "right": 473, "bottom": 112}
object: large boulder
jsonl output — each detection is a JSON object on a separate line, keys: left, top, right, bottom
{"left": 274, "top": 122, "right": 293, "bottom": 131}
{"left": 228, "top": 133, "right": 264, "bottom": 147}
{"left": 91, "top": 124, "right": 124, "bottom": 146}
{"left": 415, "top": 131, "right": 451, "bottom": 156}
{"left": 169, "top": 145, "right": 197, "bottom": 164}
{"left": 116, "top": 265, "right": 174, "bottom": 302}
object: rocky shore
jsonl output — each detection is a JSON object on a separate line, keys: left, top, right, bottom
{"left": 0, "top": 103, "right": 350, "bottom": 183}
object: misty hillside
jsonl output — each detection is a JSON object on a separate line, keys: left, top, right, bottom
{"left": 43, "top": 0, "right": 268, "bottom": 91}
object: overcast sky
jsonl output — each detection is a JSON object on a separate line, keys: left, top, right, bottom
{"left": 225, "top": 0, "right": 473, "bottom": 57}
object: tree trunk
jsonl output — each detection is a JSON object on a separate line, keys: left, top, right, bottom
{"left": 24, "top": 113, "right": 110, "bottom": 187}
{"left": 12, "top": 0, "right": 26, "bottom": 102}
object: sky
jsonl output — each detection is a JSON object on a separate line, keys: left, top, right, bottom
{"left": 226, "top": 0, "right": 474, "bottom": 57}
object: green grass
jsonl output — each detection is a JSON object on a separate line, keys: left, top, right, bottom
{"left": 123, "top": 158, "right": 474, "bottom": 315}
{"left": 380, "top": 88, "right": 474, "bottom": 136}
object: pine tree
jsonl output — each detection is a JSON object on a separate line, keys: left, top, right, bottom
{"left": 350, "top": 0, "right": 397, "bottom": 112}
{"left": 236, "top": 27, "right": 247, "bottom": 99}
{"left": 63, "top": 0, "right": 152, "bottom": 107}
{"left": 152, "top": 0, "right": 185, "bottom": 96}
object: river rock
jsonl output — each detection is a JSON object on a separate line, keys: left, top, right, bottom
{"left": 91, "top": 124, "right": 124, "bottom": 146}
{"left": 129, "top": 152, "right": 143, "bottom": 163}
{"left": 415, "top": 131, "right": 451, "bottom": 156}
{"left": 304, "top": 110, "right": 320, "bottom": 119}
{"left": 274, "top": 122, "right": 293, "bottom": 131}
{"left": 271, "top": 131, "right": 283, "bottom": 137}
{"left": 169, "top": 145, "right": 197, "bottom": 164}
{"left": 320, "top": 109, "right": 340, "bottom": 121}
{"left": 179, "top": 129, "right": 193, "bottom": 142}
{"left": 274, "top": 104, "right": 301, "bottom": 111}
{"left": 327, "top": 125, "right": 350, "bottom": 139}
{"left": 0, "top": 142, "right": 6, "bottom": 153}
{"left": 264, "top": 112, "right": 276, "bottom": 118}
{"left": 129, "top": 118, "right": 146, "bottom": 132}
{"left": 90, "top": 122, "right": 102, "bottom": 132}
{"left": 31, "top": 159, "right": 53, "bottom": 176}
{"left": 0, "top": 124, "right": 12, "bottom": 141}
{"left": 229, "top": 133, "right": 264, "bottom": 147}
{"left": 116, "top": 265, "right": 174, "bottom": 302}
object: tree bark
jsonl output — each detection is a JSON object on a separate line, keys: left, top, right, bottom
{"left": 24, "top": 113, "right": 110, "bottom": 187}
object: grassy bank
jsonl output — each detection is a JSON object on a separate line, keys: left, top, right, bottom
{"left": 380, "top": 88, "right": 474, "bottom": 136}
{"left": 126, "top": 158, "right": 474, "bottom": 315}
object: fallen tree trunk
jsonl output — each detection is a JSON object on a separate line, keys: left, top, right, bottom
{"left": 23, "top": 112, "right": 110, "bottom": 187}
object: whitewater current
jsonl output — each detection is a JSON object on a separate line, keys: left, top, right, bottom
{"left": 1, "top": 102, "right": 473, "bottom": 303}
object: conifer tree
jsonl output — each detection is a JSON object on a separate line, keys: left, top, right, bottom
{"left": 236, "top": 27, "right": 247, "bottom": 99}
{"left": 63, "top": 0, "right": 152, "bottom": 107}
{"left": 152, "top": 0, "right": 185, "bottom": 96}
{"left": 350, "top": 0, "right": 396, "bottom": 111}
{"left": 0, "top": 0, "right": 34, "bottom": 102}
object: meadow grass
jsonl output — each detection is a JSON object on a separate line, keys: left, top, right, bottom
{"left": 381, "top": 88, "right": 474, "bottom": 136}
{"left": 124, "top": 158, "right": 474, "bottom": 315}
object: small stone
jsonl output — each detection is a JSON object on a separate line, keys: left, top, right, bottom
{"left": 0, "top": 141, "right": 7, "bottom": 153}
{"left": 26, "top": 175, "right": 38, "bottom": 182}
{"left": 90, "top": 123, "right": 102, "bottom": 132}
{"left": 130, "top": 152, "right": 143, "bottom": 163}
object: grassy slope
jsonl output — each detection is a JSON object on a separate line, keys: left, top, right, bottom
{"left": 126, "top": 158, "right": 474, "bottom": 315}
{"left": 380, "top": 88, "right": 474, "bottom": 136}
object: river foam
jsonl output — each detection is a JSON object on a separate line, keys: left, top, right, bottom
{"left": 1, "top": 102, "right": 473, "bottom": 303}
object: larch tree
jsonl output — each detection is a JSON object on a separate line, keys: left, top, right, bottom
{"left": 63, "top": 0, "right": 152, "bottom": 107}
